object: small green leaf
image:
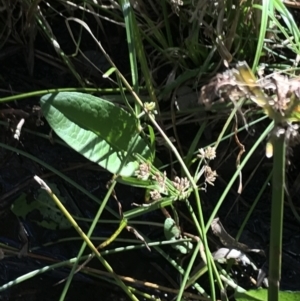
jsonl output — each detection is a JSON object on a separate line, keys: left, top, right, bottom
{"left": 11, "top": 184, "right": 71, "bottom": 230}
{"left": 164, "top": 217, "right": 193, "bottom": 254}
{"left": 40, "top": 92, "right": 152, "bottom": 176}
{"left": 164, "top": 218, "right": 181, "bottom": 240}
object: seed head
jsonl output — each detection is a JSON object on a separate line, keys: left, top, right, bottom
{"left": 198, "top": 146, "right": 216, "bottom": 160}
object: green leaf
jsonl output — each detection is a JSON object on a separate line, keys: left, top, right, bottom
{"left": 11, "top": 184, "right": 71, "bottom": 230}
{"left": 235, "top": 288, "right": 300, "bottom": 301}
{"left": 164, "top": 217, "right": 193, "bottom": 254}
{"left": 40, "top": 92, "right": 152, "bottom": 176}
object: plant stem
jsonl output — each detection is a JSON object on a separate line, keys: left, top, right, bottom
{"left": 34, "top": 176, "right": 138, "bottom": 301}
{"left": 268, "top": 130, "right": 286, "bottom": 301}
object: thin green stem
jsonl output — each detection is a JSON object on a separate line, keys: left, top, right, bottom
{"left": 148, "top": 116, "right": 216, "bottom": 300}
{"left": 0, "top": 143, "right": 119, "bottom": 218}
{"left": 176, "top": 240, "right": 202, "bottom": 301}
{"left": 34, "top": 177, "right": 138, "bottom": 301}
{"left": 0, "top": 87, "right": 127, "bottom": 103}
{"left": 60, "top": 180, "right": 118, "bottom": 300}
{"left": 236, "top": 171, "right": 272, "bottom": 241}
{"left": 206, "top": 121, "right": 274, "bottom": 233}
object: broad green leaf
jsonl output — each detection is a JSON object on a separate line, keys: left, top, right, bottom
{"left": 235, "top": 288, "right": 300, "bottom": 301}
{"left": 40, "top": 92, "right": 152, "bottom": 176}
